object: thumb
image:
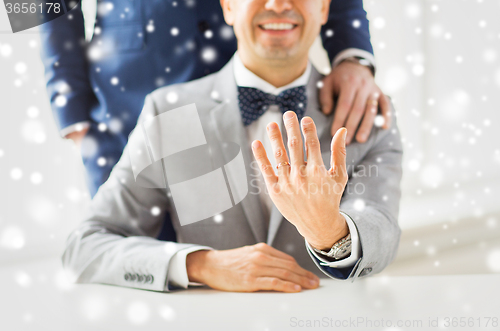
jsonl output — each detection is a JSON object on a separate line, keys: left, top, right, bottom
{"left": 330, "top": 127, "right": 348, "bottom": 180}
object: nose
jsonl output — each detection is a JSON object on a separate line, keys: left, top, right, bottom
{"left": 264, "top": 0, "right": 293, "bottom": 14}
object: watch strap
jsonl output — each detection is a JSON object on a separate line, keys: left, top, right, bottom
{"left": 312, "top": 233, "right": 352, "bottom": 260}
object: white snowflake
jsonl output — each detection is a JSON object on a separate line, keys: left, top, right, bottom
{"left": 170, "top": 27, "right": 179, "bottom": 36}
{"left": 127, "top": 302, "right": 150, "bottom": 324}
{"left": 15, "top": 271, "right": 32, "bottom": 288}
{"left": 151, "top": 206, "right": 161, "bottom": 216}
{"left": 201, "top": 46, "right": 217, "bottom": 63}
{"left": 97, "top": 2, "right": 114, "bottom": 17}
{"left": 97, "top": 157, "right": 107, "bottom": 167}
{"left": 27, "top": 106, "right": 39, "bottom": 118}
{"left": 353, "top": 199, "right": 366, "bottom": 211}
{"left": 0, "top": 43, "right": 12, "bottom": 57}
{"left": 81, "top": 294, "right": 108, "bottom": 320}
{"left": 213, "top": 214, "right": 223, "bottom": 223}
{"left": 14, "top": 62, "right": 27, "bottom": 74}
{"left": 159, "top": 305, "right": 176, "bottom": 321}
{"left": 204, "top": 30, "right": 213, "bottom": 39}
{"left": 29, "top": 197, "right": 57, "bottom": 226}
{"left": 219, "top": 25, "right": 234, "bottom": 40}
{"left": 166, "top": 91, "right": 178, "bottom": 104}
{"left": 0, "top": 226, "right": 25, "bottom": 250}
{"left": 405, "top": 3, "right": 421, "bottom": 18}
{"left": 10, "top": 168, "right": 23, "bottom": 180}
{"left": 372, "top": 17, "right": 385, "bottom": 29}
{"left": 30, "top": 172, "right": 43, "bottom": 185}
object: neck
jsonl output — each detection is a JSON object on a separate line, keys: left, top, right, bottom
{"left": 238, "top": 50, "right": 308, "bottom": 88}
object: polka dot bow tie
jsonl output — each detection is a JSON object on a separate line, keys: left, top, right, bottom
{"left": 237, "top": 86, "right": 308, "bottom": 126}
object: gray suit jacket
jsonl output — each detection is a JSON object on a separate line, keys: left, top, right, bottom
{"left": 63, "top": 57, "right": 403, "bottom": 291}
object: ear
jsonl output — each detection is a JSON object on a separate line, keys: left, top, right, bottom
{"left": 220, "top": 0, "right": 236, "bottom": 26}
{"left": 320, "top": 0, "right": 331, "bottom": 25}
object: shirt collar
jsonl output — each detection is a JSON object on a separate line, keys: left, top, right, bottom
{"left": 233, "top": 51, "right": 311, "bottom": 96}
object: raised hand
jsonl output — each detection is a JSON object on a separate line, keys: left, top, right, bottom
{"left": 251, "top": 111, "right": 349, "bottom": 251}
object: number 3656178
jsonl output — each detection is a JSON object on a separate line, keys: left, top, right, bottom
{"left": 5, "top": 2, "right": 61, "bottom": 14}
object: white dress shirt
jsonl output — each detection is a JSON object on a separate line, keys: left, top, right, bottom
{"left": 166, "top": 52, "right": 361, "bottom": 290}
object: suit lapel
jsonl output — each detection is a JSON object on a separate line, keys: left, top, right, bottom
{"left": 209, "top": 57, "right": 268, "bottom": 243}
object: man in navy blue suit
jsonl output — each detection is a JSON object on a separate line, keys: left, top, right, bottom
{"left": 39, "top": 0, "right": 389, "bottom": 197}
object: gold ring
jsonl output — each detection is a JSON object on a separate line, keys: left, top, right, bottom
{"left": 370, "top": 99, "right": 378, "bottom": 106}
{"left": 276, "top": 161, "right": 290, "bottom": 169}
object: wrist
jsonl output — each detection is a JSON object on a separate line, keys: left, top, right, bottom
{"left": 186, "top": 250, "right": 211, "bottom": 283}
{"left": 308, "top": 213, "right": 349, "bottom": 251}
{"left": 337, "top": 57, "right": 374, "bottom": 77}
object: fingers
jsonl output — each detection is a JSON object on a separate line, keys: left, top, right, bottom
{"left": 261, "top": 256, "right": 318, "bottom": 282}
{"left": 251, "top": 243, "right": 319, "bottom": 289}
{"left": 344, "top": 87, "right": 371, "bottom": 145}
{"left": 253, "top": 242, "right": 296, "bottom": 262}
{"left": 260, "top": 267, "right": 319, "bottom": 290}
{"left": 331, "top": 85, "right": 356, "bottom": 136}
{"left": 283, "top": 111, "right": 304, "bottom": 169}
{"left": 319, "top": 76, "right": 334, "bottom": 115}
{"left": 266, "top": 122, "right": 290, "bottom": 176}
{"left": 379, "top": 93, "right": 392, "bottom": 130}
{"left": 355, "top": 92, "right": 379, "bottom": 143}
{"left": 330, "top": 127, "right": 348, "bottom": 182}
{"left": 253, "top": 277, "right": 303, "bottom": 293}
{"left": 301, "top": 117, "right": 324, "bottom": 166}
{"left": 251, "top": 140, "right": 278, "bottom": 186}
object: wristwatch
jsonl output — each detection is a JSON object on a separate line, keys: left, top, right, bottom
{"left": 339, "top": 56, "right": 375, "bottom": 76}
{"left": 312, "top": 233, "right": 352, "bottom": 260}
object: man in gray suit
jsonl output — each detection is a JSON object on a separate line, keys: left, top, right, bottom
{"left": 63, "top": 0, "right": 402, "bottom": 293}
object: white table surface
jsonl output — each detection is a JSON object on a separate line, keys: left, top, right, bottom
{"left": 1, "top": 258, "right": 499, "bottom": 331}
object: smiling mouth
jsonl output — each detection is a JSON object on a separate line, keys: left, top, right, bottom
{"left": 258, "top": 23, "right": 298, "bottom": 31}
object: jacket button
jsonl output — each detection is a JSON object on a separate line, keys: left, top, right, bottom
{"left": 130, "top": 274, "right": 137, "bottom": 281}
{"left": 124, "top": 273, "right": 131, "bottom": 281}
{"left": 198, "top": 20, "right": 210, "bottom": 33}
{"left": 137, "top": 274, "right": 144, "bottom": 282}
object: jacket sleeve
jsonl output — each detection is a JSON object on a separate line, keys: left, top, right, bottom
{"left": 321, "top": 0, "right": 374, "bottom": 64}
{"left": 61, "top": 95, "right": 203, "bottom": 292}
{"left": 310, "top": 99, "right": 403, "bottom": 281}
{"left": 38, "top": 3, "right": 97, "bottom": 134}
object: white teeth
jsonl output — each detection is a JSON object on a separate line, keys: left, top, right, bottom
{"left": 261, "top": 23, "right": 294, "bottom": 31}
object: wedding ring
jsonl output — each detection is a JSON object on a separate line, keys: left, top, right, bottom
{"left": 370, "top": 99, "right": 378, "bottom": 107}
{"left": 276, "top": 161, "right": 290, "bottom": 169}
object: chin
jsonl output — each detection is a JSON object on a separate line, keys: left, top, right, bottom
{"left": 255, "top": 44, "right": 299, "bottom": 61}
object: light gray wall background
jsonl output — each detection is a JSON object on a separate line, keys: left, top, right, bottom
{"left": 0, "top": 1, "right": 499, "bottom": 272}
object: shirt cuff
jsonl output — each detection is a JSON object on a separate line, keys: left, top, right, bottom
{"left": 60, "top": 121, "right": 91, "bottom": 138}
{"left": 332, "top": 48, "right": 377, "bottom": 74}
{"left": 165, "top": 245, "right": 214, "bottom": 290}
{"left": 305, "top": 211, "right": 361, "bottom": 268}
